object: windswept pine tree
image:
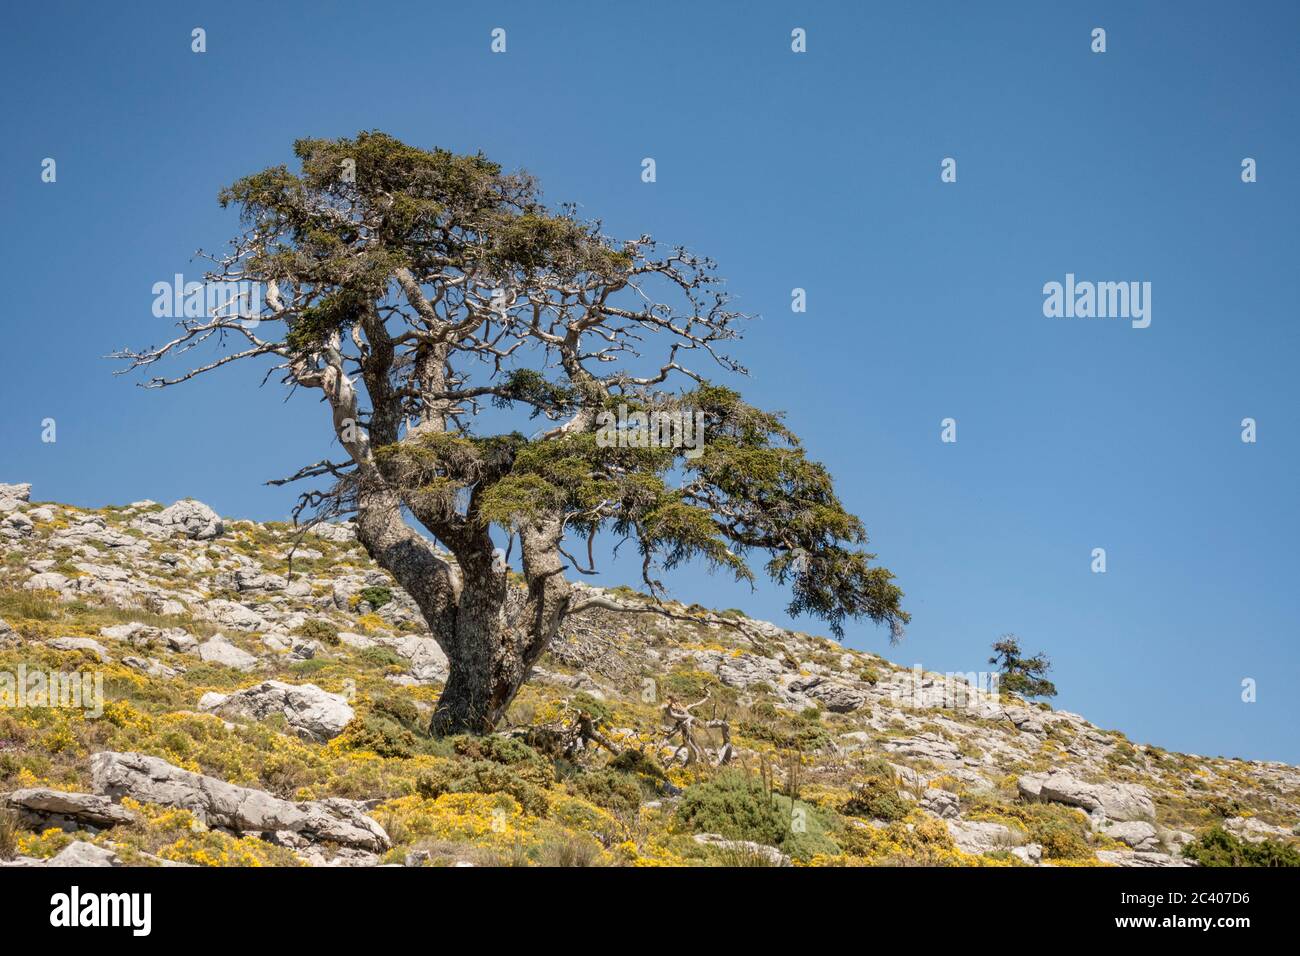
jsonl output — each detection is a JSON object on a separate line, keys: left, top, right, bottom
{"left": 116, "top": 132, "right": 907, "bottom": 734}
{"left": 989, "top": 635, "right": 1057, "bottom": 700}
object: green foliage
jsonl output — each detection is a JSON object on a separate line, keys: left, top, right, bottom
{"left": 569, "top": 692, "right": 614, "bottom": 727}
{"left": 607, "top": 748, "right": 668, "bottom": 783}
{"left": 1182, "top": 827, "right": 1300, "bottom": 867}
{"left": 568, "top": 769, "right": 643, "bottom": 816}
{"left": 415, "top": 759, "right": 549, "bottom": 817}
{"left": 675, "top": 771, "right": 788, "bottom": 848}
{"left": 449, "top": 734, "right": 553, "bottom": 787}
{"left": 358, "top": 646, "right": 404, "bottom": 668}
{"left": 770, "top": 793, "right": 841, "bottom": 861}
{"left": 842, "top": 761, "right": 911, "bottom": 823}
{"left": 358, "top": 586, "right": 393, "bottom": 610}
{"left": 292, "top": 618, "right": 339, "bottom": 645}
{"left": 990, "top": 635, "right": 1058, "bottom": 699}
{"left": 1035, "top": 820, "right": 1091, "bottom": 860}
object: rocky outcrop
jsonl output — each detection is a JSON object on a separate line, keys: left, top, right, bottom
{"left": 1018, "top": 771, "right": 1155, "bottom": 823}
{"left": 199, "top": 681, "right": 354, "bottom": 741}
{"left": 4, "top": 788, "right": 137, "bottom": 830}
{"left": 1, "top": 487, "right": 1297, "bottom": 870}
{"left": 786, "top": 674, "right": 868, "bottom": 713}
{"left": 89, "top": 752, "right": 389, "bottom": 852}
{"left": 1101, "top": 820, "right": 1162, "bottom": 852}
{"left": 131, "top": 499, "right": 224, "bottom": 540}
{"left": 1223, "top": 815, "right": 1293, "bottom": 844}
{"left": 195, "top": 635, "right": 260, "bottom": 672}
{"left": 946, "top": 819, "right": 1018, "bottom": 854}
{"left": 45, "top": 636, "right": 111, "bottom": 662}
{"left": 0, "top": 483, "right": 32, "bottom": 512}
{"left": 198, "top": 600, "right": 267, "bottom": 632}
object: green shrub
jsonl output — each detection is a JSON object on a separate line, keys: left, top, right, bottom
{"left": 337, "top": 713, "right": 420, "bottom": 758}
{"left": 1036, "top": 820, "right": 1091, "bottom": 860}
{"left": 292, "top": 618, "right": 340, "bottom": 645}
{"left": 675, "top": 771, "right": 787, "bottom": 848}
{"left": 358, "top": 646, "right": 404, "bottom": 668}
{"left": 358, "top": 586, "right": 393, "bottom": 609}
{"left": 771, "top": 793, "right": 841, "bottom": 860}
{"left": 841, "top": 758, "right": 910, "bottom": 822}
{"left": 450, "top": 734, "right": 554, "bottom": 787}
{"left": 569, "top": 769, "right": 643, "bottom": 816}
{"left": 1183, "top": 827, "right": 1300, "bottom": 867}
{"left": 416, "top": 759, "right": 548, "bottom": 817}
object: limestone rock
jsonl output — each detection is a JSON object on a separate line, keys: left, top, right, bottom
{"left": 24, "top": 571, "right": 69, "bottom": 592}
{"left": 946, "top": 819, "right": 1019, "bottom": 855}
{"left": 1102, "top": 820, "right": 1162, "bottom": 852}
{"left": 1095, "top": 849, "right": 1191, "bottom": 867}
{"left": 1018, "top": 771, "right": 1155, "bottom": 823}
{"left": 131, "top": 499, "right": 224, "bottom": 540}
{"left": 90, "top": 751, "right": 389, "bottom": 852}
{"left": 199, "top": 680, "right": 354, "bottom": 741}
{"left": 196, "top": 635, "right": 260, "bottom": 672}
{"left": 200, "top": 599, "right": 267, "bottom": 632}
{"left": 4, "top": 788, "right": 137, "bottom": 829}
{"left": 1223, "top": 815, "right": 1292, "bottom": 843}
{"left": 48, "top": 842, "right": 122, "bottom": 867}
{"left": 0, "top": 482, "right": 33, "bottom": 504}
{"left": 920, "top": 788, "right": 960, "bottom": 820}
{"left": 45, "top": 636, "right": 111, "bottom": 662}
{"left": 786, "top": 674, "right": 868, "bottom": 713}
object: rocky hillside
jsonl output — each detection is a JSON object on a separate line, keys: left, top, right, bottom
{"left": 1, "top": 482, "right": 1296, "bottom": 867}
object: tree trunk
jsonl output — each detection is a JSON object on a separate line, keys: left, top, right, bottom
{"left": 354, "top": 476, "right": 572, "bottom": 736}
{"left": 430, "top": 519, "right": 572, "bottom": 736}
{"left": 429, "top": 559, "right": 516, "bottom": 735}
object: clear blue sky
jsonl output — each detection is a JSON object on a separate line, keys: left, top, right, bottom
{"left": 3, "top": 1, "right": 1297, "bottom": 763}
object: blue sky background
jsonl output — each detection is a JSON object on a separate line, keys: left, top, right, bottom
{"left": 3, "top": 1, "right": 1297, "bottom": 763}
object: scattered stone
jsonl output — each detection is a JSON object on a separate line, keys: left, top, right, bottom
{"left": 377, "top": 635, "right": 449, "bottom": 683}
{"left": 48, "top": 842, "right": 122, "bottom": 867}
{"left": 1095, "top": 849, "right": 1191, "bottom": 868}
{"left": 45, "top": 637, "right": 111, "bottom": 662}
{"left": 0, "top": 482, "right": 33, "bottom": 504}
{"left": 1012, "top": 843, "right": 1043, "bottom": 865}
{"left": 200, "top": 599, "right": 267, "bottom": 632}
{"left": 1103, "top": 820, "right": 1162, "bottom": 852}
{"left": 121, "top": 656, "right": 183, "bottom": 679}
{"left": 883, "top": 732, "right": 962, "bottom": 762}
{"left": 920, "top": 788, "right": 960, "bottom": 820}
{"left": 24, "top": 571, "right": 69, "bottom": 591}
{"left": 195, "top": 635, "right": 260, "bottom": 672}
{"left": 310, "top": 521, "right": 356, "bottom": 543}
